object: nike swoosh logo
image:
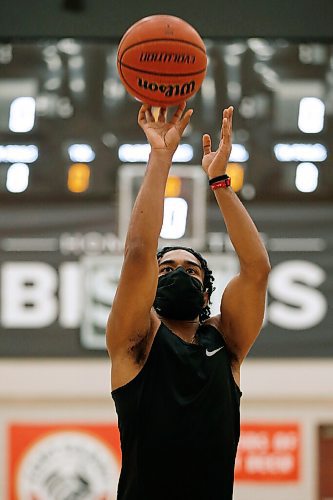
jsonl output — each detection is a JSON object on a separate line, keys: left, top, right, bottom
{"left": 205, "top": 346, "right": 224, "bottom": 357}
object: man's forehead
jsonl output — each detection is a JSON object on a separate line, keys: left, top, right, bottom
{"left": 159, "top": 249, "right": 201, "bottom": 266}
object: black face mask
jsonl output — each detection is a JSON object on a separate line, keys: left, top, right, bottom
{"left": 154, "top": 267, "right": 205, "bottom": 321}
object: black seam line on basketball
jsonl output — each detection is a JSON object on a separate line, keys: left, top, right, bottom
{"left": 119, "top": 38, "right": 206, "bottom": 58}
{"left": 119, "top": 65, "right": 193, "bottom": 104}
{"left": 119, "top": 62, "right": 206, "bottom": 78}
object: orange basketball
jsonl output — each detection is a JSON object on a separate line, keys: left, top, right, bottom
{"left": 117, "top": 15, "right": 207, "bottom": 107}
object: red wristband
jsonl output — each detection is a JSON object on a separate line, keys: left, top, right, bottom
{"left": 210, "top": 178, "right": 231, "bottom": 190}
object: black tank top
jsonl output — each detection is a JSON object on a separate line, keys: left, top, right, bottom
{"left": 112, "top": 322, "right": 241, "bottom": 500}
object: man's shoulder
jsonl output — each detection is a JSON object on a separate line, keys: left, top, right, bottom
{"left": 203, "top": 315, "right": 240, "bottom": 365}
{"left": 203, "top": 314, "right": 222, "bottom": 332}
{"left": 110, "top": 312, "right": 161, "bottom": 391}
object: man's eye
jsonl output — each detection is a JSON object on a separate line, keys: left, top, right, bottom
{"left": 186, "top": 268, "right": 195, "bottom": 274}
{"left": 161, "top": 266, "right": 173, "bottom": 273}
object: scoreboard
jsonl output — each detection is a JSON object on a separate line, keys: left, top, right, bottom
{"left": 118, "top": 164, "right": 207, "bottom": 250}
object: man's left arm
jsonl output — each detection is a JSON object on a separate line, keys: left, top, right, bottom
{"left": 202, "top": 106, "right": 271, "bottom": 364}
{"left": 214, "top": 187, "right": 271, "bottom": 364}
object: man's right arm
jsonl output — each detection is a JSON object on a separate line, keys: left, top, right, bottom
{"left": 106, "top": 149, "right": 172, "bottom": 359}
{"left": 106, "top": 104, "right": 192, "bottom": 389}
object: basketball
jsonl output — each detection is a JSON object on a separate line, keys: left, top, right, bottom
{"left": 117, "top": 15, "right": 207, "bottom": 107}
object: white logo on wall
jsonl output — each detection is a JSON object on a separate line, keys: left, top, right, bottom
{"left": 17, "top": 431, "right": 119, "bottom": 500}
{"left": 0, "top": 255, "right": 328, "bottom": 348}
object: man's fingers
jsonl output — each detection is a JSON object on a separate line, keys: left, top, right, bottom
{"left": 228, "top": 106, "right": 233, "bottom": 135}
{"left": 202, "top": 134, "right": 211, "bottom": 155}
{"left": 145, "top": 106, "right": 155, "bottom": 123}
{"left": 220, "top": 109, "right": 227, "bottom": 141}
{"left": 223, "top": 117, "right": 229, "bottom": 138}
{"left": 177, "top": 109, "right": 193, "bottom": 135}
{"left": 220, "top": 106, "right": 233, "bottom": 144}
{"left": 158, "top": 107, "right": 167, "bottom": 123}
{"left": 219, "top": 109, "right": 233, "bottom": 160}
{"left": 170, "top": 102, "right": 186, "bottom": 124}
{"left": 225, "top": 107, "right": 233, "bottom": 142}
{"left": 138, "top": 104, "right": 148, "bottom": 125}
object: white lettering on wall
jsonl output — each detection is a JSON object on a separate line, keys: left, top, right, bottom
{"left": 80, "top": 261, "right": 121, "bottom": 348}
{"left": 268, "top": 260, "right": 327, "bottom": 329}
{"left": 59, "top": 232, "right": 123, "bottom": 255}
{"left": 1, "top": 262, "right": 58, "bottom": 328}
{"left": 58, "top": 262, "right": 81, "bottom": 328}
{"left": 0, "top": 258, "right": 328, "bottom": 334}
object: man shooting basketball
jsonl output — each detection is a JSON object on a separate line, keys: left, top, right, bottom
{"left": 107, "top": 102, "right": 270, "bottom": 499}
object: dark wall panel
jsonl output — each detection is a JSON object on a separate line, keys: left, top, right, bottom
{"left": 0, "top": 0, "right": 333, "bottom": 40}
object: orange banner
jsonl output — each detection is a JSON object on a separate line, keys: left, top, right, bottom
{"left": 8, "top": 423, "right": 121, "bottom": 500}
{"left": 235, "top": 422, "right": 300, "bottom": 482}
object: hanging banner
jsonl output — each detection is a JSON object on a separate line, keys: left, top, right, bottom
{"left": 8, "top": 423, "right": 121, "bottom": 500}
{"left": 235, "top": 422, "right": 300, "bottom": 482}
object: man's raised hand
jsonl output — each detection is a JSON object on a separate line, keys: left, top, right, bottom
{"left": 138, "top": 102, "right": 193, "bottom": 157}
{"left": 202, "top": 106, "right": 233, "bottom": 178}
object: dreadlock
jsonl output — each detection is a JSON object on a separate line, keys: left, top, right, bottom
{"left": 157, "top": 246, "right": 215, "bottom": 323}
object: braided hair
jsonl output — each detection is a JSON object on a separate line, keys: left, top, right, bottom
{"left": 157, "top": 246, "right": 215, "bottom": 323}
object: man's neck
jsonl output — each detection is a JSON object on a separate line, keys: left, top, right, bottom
{"left": 161, "top": 317, "right": 200, "bottom": 343}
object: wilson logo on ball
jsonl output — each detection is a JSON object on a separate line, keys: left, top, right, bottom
{"left": 137, "top": 78, "right": 195, "bottom": 98}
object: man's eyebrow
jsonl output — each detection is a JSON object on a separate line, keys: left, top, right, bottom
{"left": 158, "top": 258, "right": 202, "bottom": 269}
{"left": 183, "top": 259, "right": 202, "bottom": 269}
